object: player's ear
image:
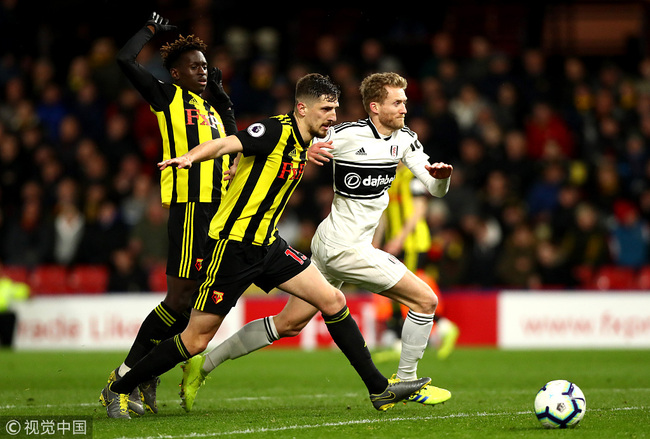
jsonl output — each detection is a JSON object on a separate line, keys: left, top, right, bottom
{"left": 169, "top": 68, "right": 180, "bottom": 81}
{"left": 296, "top": 101, "right": 307, "bottom": 117}
{"left": 369, "top": 102, "right": 379, "bottom": 114}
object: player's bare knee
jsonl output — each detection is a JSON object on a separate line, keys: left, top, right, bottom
{"left": 331, "top": 288, "right": 347, "bottom": 311}
{"left": 414, "top": 289, "right": 438, "bottom": 315}
{"left": 320, "top": 287, "right": 346, "bottom": 316}
{"left": 183, "top": 333, "right": 211, "bottom": 355}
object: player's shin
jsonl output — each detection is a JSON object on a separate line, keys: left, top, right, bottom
{"left": 397, "top": 310, "right": 434, "bottom": 380}
{"left": 203, "top": 316, "right": 279, "bottom": 372}
{"left": 123, "top": 302, "right": 188, "bottom": 368}
{"left": 323, "top": 306, "right": 387, "bottom": 395}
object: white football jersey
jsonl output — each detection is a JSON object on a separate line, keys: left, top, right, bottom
{"left": 315, "top": 118, "right": 448, "bottom": 247}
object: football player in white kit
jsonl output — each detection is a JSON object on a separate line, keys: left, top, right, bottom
{"left": 179, "top": 72, "right": 453, "bottom": 410}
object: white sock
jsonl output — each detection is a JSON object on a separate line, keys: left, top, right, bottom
{"left": 397, "top": 310, "right": 434, "bottom": 380}
{"left": 203, "top": 316, "right": 279, "bottom": 373}
{"left": 118, "top": 363, "right": 131, "bottom": 377}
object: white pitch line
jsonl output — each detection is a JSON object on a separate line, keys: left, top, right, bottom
{"left": 116, "top": 406, "right": 647, "bottom": 439}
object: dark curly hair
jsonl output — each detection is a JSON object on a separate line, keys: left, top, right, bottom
{"left": 160, "top": 35, "right": 208, "bottom": 70}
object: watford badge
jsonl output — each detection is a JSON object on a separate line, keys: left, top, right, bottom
{"left": 211, "top": 291, "right": 224, "bottom": 304}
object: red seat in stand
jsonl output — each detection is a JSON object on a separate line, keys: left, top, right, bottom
{"left": 68, "top": 264, "right": 109, "bottom": 293}
{"left": 29, "top": 265, "right": 69, "bottom": 295}
{"left": 592, "top": 266, "right": 637, "bottom": 290}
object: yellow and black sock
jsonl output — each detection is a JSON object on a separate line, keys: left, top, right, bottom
{"left": 124, "top": 302, "right": 189, "bottom": 367}
{"left": 112, "top": 334, "right": 190, "bottom": 395}
{"left": 323, "top": 306, "right": 387, "bottom": 395}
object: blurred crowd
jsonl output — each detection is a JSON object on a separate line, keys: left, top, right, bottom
{"left": 1, "top": 3, "right": 649, "bottom": 292}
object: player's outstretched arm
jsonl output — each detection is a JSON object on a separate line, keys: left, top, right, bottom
{"left": 158, "top": 136, "right": 243, "bottom": 170}
{"left": 116, "top": 12, "right": 177, "bottom": 107}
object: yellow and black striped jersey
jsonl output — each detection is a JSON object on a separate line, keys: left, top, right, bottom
{"left": 153, "top": 84, "right": 229, "bottom": 206}
{"left": 385, "top": 165, "right": 432, "bottom": 255}
{"left": 209, "top": 114, "right": 308, "bottom": 246}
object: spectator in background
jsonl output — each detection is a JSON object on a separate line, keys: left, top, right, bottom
{"left": 461, "top": 35, "right": 492, "bottom": 85}
{"left": 0, "top": 132, "right": 28, "bottom": 214}
{"left": 500, "top": 129, "right": 536, "bottom": 195}
{"left": 526, "top": 160, "right": 566, "bottom": 222}
{"left": 36, "top": 83, "right": 68, "bottom": 143}
{"left": 129, "top": 192, "right": 168, "bottom": 273}
{"left": 419, "top": 82, "right": 460, "bottom": 162}
{"left": 617, "top": 133, "right": 648, "bottom": 197}
{"left": 75, "top": 198, "right": 129, "bottom": 265}
{"left": 0, "top": 77, "right": 27, "bottom": 130}
{"left": 609, "top": 199, "right": 649, "bottom": 268}
{"left": 120, "top": 173, "right": 154, "bottom": 227}
{"left": 449, "top": 83, "right": 488, "bottom": 136}
{"left": 51, "top": 177, "right": 84, "bottom": 266}
{"left": 592, "top": 156, "right": 622, "bottom": 212}
{"left": 550, "top": 184, "right": 583, "bottom": 242}
{"left": 525, "top": 100, "right": 575, "bottom": 160}
{"left": 462, "top": 213, "right": 502, "bottom": 288}
{"left": 101, "top": 112, "right": 139, "bottom": 168}
{"left": 520, "top": 48, "right": 553, "bottom": 106}
{"left": 493, "top": 81, "right": 525, "bottom": 131}
{"left": 560, "top": 202, "right": 610, "bottom": 269}
{"left": 107, "top": 248, "right": 149, "bottom": 293}
{"left": 455, "top": 136, "right": 490, "bottom": 190}
{"left": 1, "top": 182, "right": 53, "bottom": 267}
{"left": 478, "top": 52, "right": 516, "bottom": 102}
{"left": 419, "top": 31, "right": 455, "bottom": 80}
{"left": 496, "top": 222, "right": 538, "bottom": 288}
{"left": 532, "top": 239, "right": 577, "bottom": 288}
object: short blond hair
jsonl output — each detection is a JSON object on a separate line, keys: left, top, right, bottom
{"left": 360, "top": 72, "right": 408, "bottom": 113}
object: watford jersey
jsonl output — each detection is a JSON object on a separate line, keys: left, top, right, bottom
{"left": 385, "top": 165, "right": 432, "bottom": 254}
{"left": 209, "top": 114, "right": 308, "bottom": 246}
{"left": 315, "top": 118, "right": 446, "bottom": 247}
{"left": 153, "top": 84, "right": 229, "bottom": 206}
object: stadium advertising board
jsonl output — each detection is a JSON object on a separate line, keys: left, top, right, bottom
{"left": 10, "top": 291, "right": 650, "bottom": 350}
{"left": 12, "top": 294, "right": 243, "bottom": 350}
{"left": 498, "top": 292, "right": 650, "bottom": 348}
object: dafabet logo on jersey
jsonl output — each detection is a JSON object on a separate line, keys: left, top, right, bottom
{"left": 211, "top": 291, "right": 224, "bottom": 304}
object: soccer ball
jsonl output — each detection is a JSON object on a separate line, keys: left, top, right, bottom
{"left": 534, "top": 380, "right": 586, "bottom": 428}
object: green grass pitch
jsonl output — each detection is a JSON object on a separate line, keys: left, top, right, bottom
{"left": 1, "top": 347, "right": 648, "bottom": 438}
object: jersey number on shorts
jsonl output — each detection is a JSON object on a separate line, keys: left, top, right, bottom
{"left": 285, "top": 247, "right": 307, "bottom": 265}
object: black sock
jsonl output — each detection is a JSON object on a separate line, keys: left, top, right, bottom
{"left": 124, "top": 302, "right": 188, "bottom": 367}
{"left": 323, "top": 306, "right": 387, "bottom": 395}
{"left": 112, "top": 334, "right": 191, "bottom": 394}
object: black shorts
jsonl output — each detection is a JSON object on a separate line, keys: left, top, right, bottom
{"left": 167, "top": 202, "right": 219, "bottom": 280}
{"left": 193, "top": 236, "right": 310, "bottom": 315}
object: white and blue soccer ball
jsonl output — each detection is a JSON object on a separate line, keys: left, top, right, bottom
{"left": 534, "top": 380, "right": 586, "bottom": 428}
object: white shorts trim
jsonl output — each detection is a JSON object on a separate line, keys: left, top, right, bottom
{"left": 310, "top": 231, "right": 407, "bottom": 293}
